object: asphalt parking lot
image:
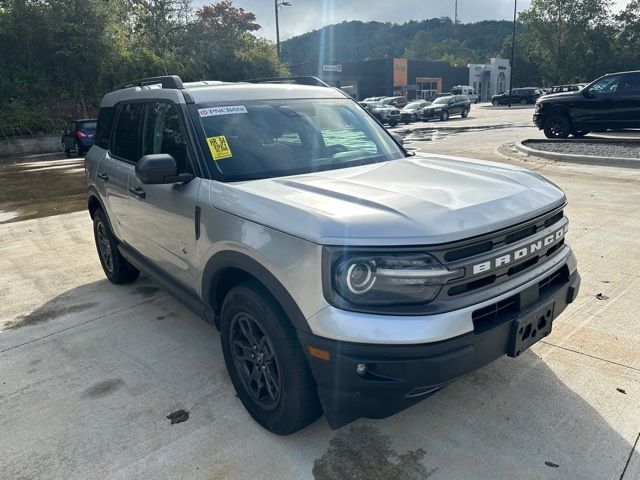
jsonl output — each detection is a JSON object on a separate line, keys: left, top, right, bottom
{"left": 1, "top": 106, "right": 639, "bottom": 479}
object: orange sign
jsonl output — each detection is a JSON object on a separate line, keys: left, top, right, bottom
{"left": 393, "top": 58, "right": 408, "bottom": 87}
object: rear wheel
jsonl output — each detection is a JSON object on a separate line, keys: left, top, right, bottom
{"left": 389, "top": 121, "right": 398, "bottom": 127}
{"left": 93, "top": 209, "right": 139, "bottom": 284}
{"left": 220, "top": 282, "right": 322, "bottom": 435}
{"left": 63, "top": 142, "right": 71, "bottom": 158}
{"left": 543, "top": 114, "right": 572, "bottom": 139}
{"left": 440, "top": 110, "right": 449, "bottom": 121}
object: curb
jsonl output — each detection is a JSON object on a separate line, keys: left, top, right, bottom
{"left": 514, "top": 140, "right": 640, "bottom": 169}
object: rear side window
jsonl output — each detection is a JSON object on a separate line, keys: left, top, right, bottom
{"left": 111, "top": 103, "right": 144, "bottom": 162}
{"left": 95, "top": 108, "right": 115, "bottom": 149}
{"left": 621, "top": 73, "right": 640, "bottom": 94}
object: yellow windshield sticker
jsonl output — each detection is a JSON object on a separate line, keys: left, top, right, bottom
{"left": 207, "top": 135, "right": 232, "bottom": 161}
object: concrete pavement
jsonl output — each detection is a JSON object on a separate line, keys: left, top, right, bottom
{"left": 1, "top": 107, "right": 639, "bottom": 479}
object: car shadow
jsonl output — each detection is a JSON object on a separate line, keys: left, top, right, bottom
{"left": 2, "top": 279, "right": 637, "bottom": 480}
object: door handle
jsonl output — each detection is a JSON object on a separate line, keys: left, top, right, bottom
{"left": 129, "top": 186, "right": 146, "bottom": 199}
{"left": 97, "top": 171, "right": 109, "bottom": 181}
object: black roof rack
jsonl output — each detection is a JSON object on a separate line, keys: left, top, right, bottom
{"left": 115, "top": 75, "right": 184, "bottom": 91}
{"left": 244, "top": 76, "right": 329, "bottom": 87}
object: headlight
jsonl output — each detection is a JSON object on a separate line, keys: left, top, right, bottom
{"left": 434, "top": 108, "right": 442, "bottom": 111}
{"left": 331, "top": 253, "right": 461, "bottom": 306}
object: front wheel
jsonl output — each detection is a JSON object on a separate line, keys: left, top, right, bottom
{"left": 220, "top": 282, "right": 322, "bottom": 435}
{"left": 93, "top": 209, "right": 140, "bottom": 284}
{"left": 543, "top": 115, "right": 572, "bottom": 139}
{"left": 440, "top": 110, "right": 449, "bottom": 121}
{"left": 492, "top": 99, "right": 499, "bottom": 106}
{"left": 461, "top": 108, "right": 469, "bottom": 118}
{"left": 389, "top": 121, "right": 398, "bottom": 127}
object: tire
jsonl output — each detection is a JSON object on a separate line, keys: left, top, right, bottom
{"left": 492, "top": 99, "right": 499, "bottom": 106}
{"left": 220, "top": 282, "right": 322, "bottom": 435}
{"left": 572, "top": 130, "right": 590, "bottom": 138}
{"left": 74, "top": 140, "right": 83, "bottom": 157}
{"left": 93, "top": 208, "right": 140, "bottom": 284}
{"left": 440, "top": 110, "right": 449, "bottom": 121}
{"left": 63, "top": 143, "right": 71, "bottom": 158}
{"left": 389, "top": 122, "right": 398, "bottom": 127}
{"left": 461, "top": 107, "right": 469, "bottom": 118}
{"left": 543, "top": 114, "right": 572, "bottom": 139}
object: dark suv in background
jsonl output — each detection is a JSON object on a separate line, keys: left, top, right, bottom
{"left": 421, "top": 95, "right": 470, "bottom": 121}
{"left": 491, "top": 88, "right": 541, "bottom": 106}
{"left": 62, "top": 118, "right": 97, "bottom": 157}
{"left": 534, "top": 70, "right": 640, "bottom": 138}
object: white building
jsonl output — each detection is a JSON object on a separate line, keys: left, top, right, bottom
{"left": 468, "top": 58, "right": 511, "bottom": 102}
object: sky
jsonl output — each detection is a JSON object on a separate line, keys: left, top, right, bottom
{"left": 194, "top": 0, "right": 631, "bottom": 42}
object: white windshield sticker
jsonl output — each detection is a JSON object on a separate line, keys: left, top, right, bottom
{"left": 199, "top": 106, "right": 248, "bottom": 117}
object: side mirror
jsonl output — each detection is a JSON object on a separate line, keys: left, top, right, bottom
{"left": 391, "top": 132, "right": 404, "bottom": 145}
{"left": 135, "top": 154, "right": 193, "bottom": 184}
{"left": 583, "top": 89, "right": 596, "bottom": 99}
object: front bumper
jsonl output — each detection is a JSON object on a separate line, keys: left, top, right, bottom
{"left": 299, "top": 265, "right": 580, "bottom": 429}
{"left": 533, "top": 112, "right": 544, "bottom": 129}
{"left": 421, "top": 109, "right": 444, "bottom": 119}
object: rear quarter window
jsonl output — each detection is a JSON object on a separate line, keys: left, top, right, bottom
{"left": 95, "top": 108, "right": 115, "bottom": 149}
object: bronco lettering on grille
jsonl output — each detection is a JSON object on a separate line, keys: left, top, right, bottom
{"left": 471, "top": 225, "right": 568, "bottom": 276}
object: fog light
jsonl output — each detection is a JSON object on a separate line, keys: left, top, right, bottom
{"left": 356, "top": 363, "right": 368, "bottom": 376}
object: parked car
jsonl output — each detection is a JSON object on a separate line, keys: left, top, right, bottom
{"left": 87, "top": 74, "right": 580, "bottom": 434}
{"left": 400, "top": 100, "right": 430, "bottom": 123}
{"left": 367, "top": 101, "right": 401, "bottom": 126}
{"left": 62, "top": 118, "right": 97, "bottom": 157}
{"left": 534, "top": 70, "right": 640, "bottom": 138}
{"left": 381, "top": 96, "right": 408, "bottom": 109}
{"left": 491, "top": 88, "right": 541, "bottom": 106}
{"left": 421, "top": 95, "right": 471, "bottom": 121}
{"left": 452, "top": 85, "right": 479, "bottom": 103}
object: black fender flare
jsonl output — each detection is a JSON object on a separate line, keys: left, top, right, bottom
{"left": 201, "top": 250, "right": 311, "bottom": 333}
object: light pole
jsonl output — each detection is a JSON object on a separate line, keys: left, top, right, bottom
{"left": 509, "top": 0, "right": 517, "bottom": 94}
{"left": 275, "top": 0, "right": 291, "bottom": 60}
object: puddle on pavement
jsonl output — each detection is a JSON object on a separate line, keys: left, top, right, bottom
{"left": 398, "top": 123, "right": 532, "bottom": 143}
{"left": 313, "top": 425, "right": 437, "bottom": 480}
{"left": 0, "top": 155, "right": 86, "bottom": 225}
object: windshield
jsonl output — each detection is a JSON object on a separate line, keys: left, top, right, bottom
{"left": 197, "top": 98, "right": 405, "bottom": 181}
{"left": 432, "top": 97, "right": 451, "bottom": 105}
{"left": 405, "top": 101, "right": 425, "bottom": 109}
{"left": 79, "top": 121, "right": 97, "bottom": 131}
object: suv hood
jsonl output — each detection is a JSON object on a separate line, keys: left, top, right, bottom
{"left": 211, "top": 154, "right": 566, "bottom": 246}
{"left": 540, "top": 91, "right": 581, "bottom": 102}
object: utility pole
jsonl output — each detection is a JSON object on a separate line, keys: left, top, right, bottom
{"left": 509, "top": 0, "right": 517, "bottom": 94}
{"left": 275, "top": 0, "right": 291, "bottom": 60}
{"left": 454, "top": 0, "right": 458, "bottom": 24}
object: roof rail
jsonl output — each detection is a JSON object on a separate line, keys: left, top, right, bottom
{"left": 244, "top": 76, "right": 329, "bottom": 87}
{"left": 115, "top": 75, "right": 184, "bottom": 91}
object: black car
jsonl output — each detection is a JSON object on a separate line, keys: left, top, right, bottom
{"left": 534, "top": 70, "right": 640, "bottom": 138}
{"left": 420, "top": 95, "right": 471, "bottom": 121}
{"left": 62, "top": 118, "right": 97, "bottom": 157}
{"left": 491, "top": 88, "right": 541, "bottom": 106}
{"left": 400, "top": 100, "right": 430, "bottom": 123}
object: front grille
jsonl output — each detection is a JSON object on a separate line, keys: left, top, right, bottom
{"left": 439, "top": 208, "right": 566, "bottom": 300}
{"left": 472, "top": 265, "right": 570, "bottom": 333}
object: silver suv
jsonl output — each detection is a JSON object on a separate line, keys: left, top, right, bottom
{"left": 86, "top": 75, "right": 580, "bottom": 434}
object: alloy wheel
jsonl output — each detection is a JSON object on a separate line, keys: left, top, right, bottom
{"left": 230, "top": 312, "right": 281, "bottom": 410}
{"left": 96, "top": 221, "right": 114, "bottom": 273}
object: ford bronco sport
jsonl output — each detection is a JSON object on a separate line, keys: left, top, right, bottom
{"left": 86, "top": 75, "right": 580, "bottom": 435}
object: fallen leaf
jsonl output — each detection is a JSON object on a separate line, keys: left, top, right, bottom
{"left": 167, "top": 409, "right": 189, "bottom": 425}
{"left": 545, "top": 461, "right": 560, "bottom": 468}
{"left": 595, "top": 293, "right": 609, "bottom": 300}
{"left": 616, "top": 388, "right": 626, "bottom": 394}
